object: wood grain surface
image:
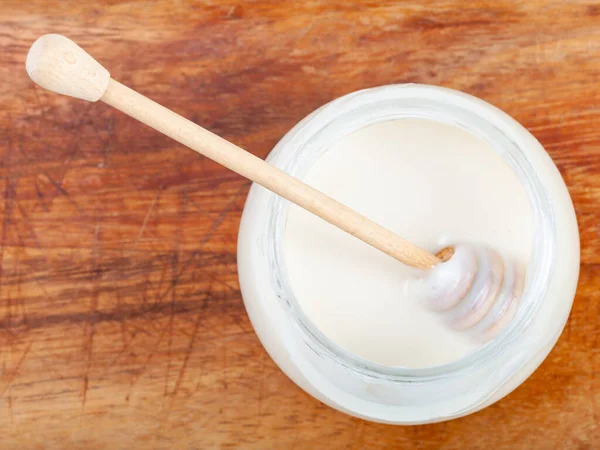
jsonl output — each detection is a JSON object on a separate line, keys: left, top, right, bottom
{"left": 1, "top": 1, "right": 599, "bottom": 448}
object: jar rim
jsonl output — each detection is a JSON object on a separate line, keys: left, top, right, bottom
{"left": 264, "top": 84, "right": 556, "bottom": 382}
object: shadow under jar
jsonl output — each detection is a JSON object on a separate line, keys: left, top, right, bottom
{"left": 237, "top": 84, "right": 579, "bottom": 424}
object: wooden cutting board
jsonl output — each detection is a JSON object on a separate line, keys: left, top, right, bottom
{"left": 1, "top": 1, "right": 598, "bottom": 448}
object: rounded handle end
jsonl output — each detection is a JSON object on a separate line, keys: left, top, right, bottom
{"left": 26, "top": 34, "right": 110, "bottom": 102}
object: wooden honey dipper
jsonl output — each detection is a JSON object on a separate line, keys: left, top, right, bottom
{"left": 26, "top": 34, "right": 524, "bottom": 342}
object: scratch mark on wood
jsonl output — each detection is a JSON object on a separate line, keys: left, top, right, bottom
{"left": 125, "top": 319, "right": 172, "bottom": 404}
{"left": 14, "top": 245, "right": 27, "bottom": 328}
{"left": 171, "top": 311, "right": 202, "bottom": 398}
{"left": 101, "top": 115, "right": 114, "bottom": 168}
{"left": 45, "top": 172, "right": 86, "bottom": 217}
{"left": 155, "top": 313, "right": 205, "bottom": 435}
{"left": 132, "top": 188, "right": 161, "bottom": 251}
{"left": 163, "top": 188, "right": 188, "bottom": 399}
{"left": 141, "top": 276, "right": 149, "bottom": 306}
{"left": 44, "top": 173, "right": 68, "bottom": 197}
{"left": 15, "top": 196, "right": 40, "bottom": 249}
{"left": 7, "top": 392, "right": 13, "bottom": 424}
{"left": 34, "top": 177, "right": 49, "bottom": 212}
{"left": 0, "top": 177, "right": 18, "bottom": 309}
{"left": 222, "top": 344, "right": 228, "bottom": 393}
{"left": 116, "top": 287, "right": 128, "bottom": 350}
{"left": 257, "top": 352, "right": 267, "bottom": 423}
{"left": 200, "top": 183, "right": 248, "bottom": 247}
{"left": 80, "top": 375, "right": 89, "bottom": 419}
{"left": 152, "top": 262, "right": 169, "bottom": 306}
{"left": 0, "top": 177, "right": 19, "bottom": 333}
{"left": 0, "top": 341, "right": 32, "bottom": 402}
{"left": 81, "top": 220, "right": 101, "bottom": 419}
{"left": 164, "top": 250, "right": 178, "bottom": 398}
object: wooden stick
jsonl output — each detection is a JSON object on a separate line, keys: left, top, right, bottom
{"left": 26, "top": 34, "right": 441, "bottom": 269}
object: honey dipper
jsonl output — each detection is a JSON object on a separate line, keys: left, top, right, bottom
{"left": 26, "top": 34, "right": 524, "bottom": 342}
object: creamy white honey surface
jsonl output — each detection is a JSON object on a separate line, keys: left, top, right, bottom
{"left": 284, "top": 119, "right": 533, "bottom": 368}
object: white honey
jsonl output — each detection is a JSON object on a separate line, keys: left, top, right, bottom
{"left": 283, "top": 119, "right": 533, "bottom": 367}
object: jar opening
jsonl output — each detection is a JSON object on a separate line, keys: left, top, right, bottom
{"left": 265, "top": 84, "right": 556, "bottom": 381}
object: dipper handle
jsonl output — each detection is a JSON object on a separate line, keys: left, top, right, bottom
{"left": 26, "top": 34, "right": 441, "bottom": 269}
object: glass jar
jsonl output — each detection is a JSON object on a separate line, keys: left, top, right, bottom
{"left": 237, "top": 84, "right": 579, "bottom": 424}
